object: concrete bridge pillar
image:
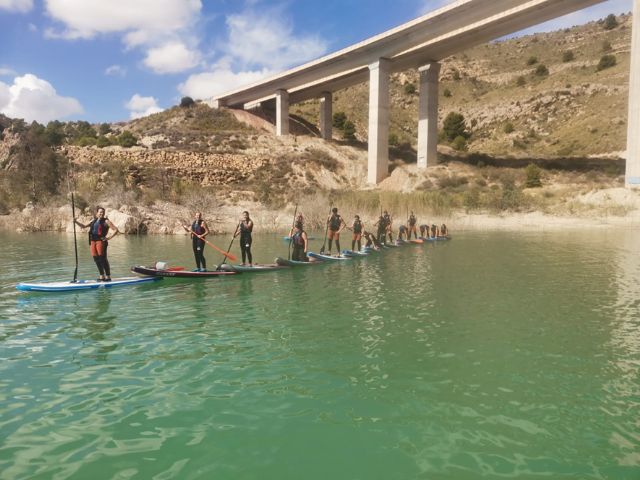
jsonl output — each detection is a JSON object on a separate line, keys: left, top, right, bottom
{"left": 276, "top": 89, "right": 289, "bottom": 136}
{"left": 368, "top": 58, "right": 390, "bottom": 184}
{"left": 320, "top": 92, "right": 333, "bottom": 140}
{"left": 417, "top": 62, "right": 441, "bottom": 169}
{"left": 626, "top": 0, "right": 640, "bottom": 188}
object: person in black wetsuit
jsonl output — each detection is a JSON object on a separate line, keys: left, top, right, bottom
{"left": 183, "top": 212, "right": 209, "bottom": 271}
{"left": 234, "top": 211, "right": 254, "bottom": 266}
{"left": 75, "top": 206, "right": 120, "bottom": 281}
{"left": 408, "top": 211, "right": 418, "bottom": 240}
{"left": 290, "top": 222, "right": 308, "bottom": 261}
{"left": 349, "top": 215, "right": 364, "bottom": 252}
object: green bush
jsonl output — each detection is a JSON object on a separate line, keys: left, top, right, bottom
{"left": 442, "top": 112, "right": 467, "bottom": 142}
{"left": 451, "top": 135, "right": 467, "bottom": 151}
{"left": 443, "top": 88, "right": 452, "bottom": 98}
{"left": 604, "top": 14, "right": 618, "bottom": 30}
{"left": 562, "top": 50, "right": 575, "bottom": 62}
{"left": 404, "top": 83, "right": 416, "bottom": 95}
{"left": 389, "top": 133, "right": 399, "bottom": 146}
{"left": 342, "top": 120, "right": 356, "bottom": 141}
{"left": 602, "top": 40, "right": 612, "bottom": 52}
{"left": 332, "top": 112, "right": 347, "bottom": 129}
{"left": 526, "top": 56, "right": 538, "bottom": 66}
{"left": 504, "top": 122, "right": 515, "bottom": 134}
{"left": 75, "top": 136, "right": 97, "bottom": 146}
{"left": 96, "top": 136, "right": 112, "bottom": 148}
{"left": 516, "top": 76, "right": 526, "bottom": 87}
{"left": 535, "top": 64, "right": 549, "bottom": 76}
{"left": 180, "top": 96, "right": 195, "bottom": 107}
{"left": 116, "top": 130, "right": 138, "bottom": 148}
{"left": 98, "top": 123, "right": 112, "bottom": 135}
{"left": 452, "top": 69, "right": 461, "bottom": 81}
{"left": 597, "top": 54, "right": 617, "bottom": 71}
{"left": 525, "top": 163, "right": 543, "bottom": 188}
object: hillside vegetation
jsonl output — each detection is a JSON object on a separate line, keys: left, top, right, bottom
{"left": 1, "top": 13, "right": 638, "bottom": 233}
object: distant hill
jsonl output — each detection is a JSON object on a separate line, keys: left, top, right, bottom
{"left": 292, "top": 12, "right": 632, "bottom": 158}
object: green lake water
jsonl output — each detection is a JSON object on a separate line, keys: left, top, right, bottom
{"left": 0, "top": 230, "right": 639, "bottom": 479}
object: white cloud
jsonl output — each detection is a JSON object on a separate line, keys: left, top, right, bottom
{"left": 178, "top": 61, "right": 272, "bottom": 100}
{"left": 44, "top": 0, "right": 203, "bottom": 74}
{"left": 105, "top": 65, "right": 127, "bottom": 77}
{"left": 125, "top": 94, "right": 163, "bottom": 119}
{"left": 0, "top": 0, "right": 33, "bottom": 13}
{"left": 0, "top": 67, "right": 16, "bottom": 76}
{"left": 44, "top": 0, "right": 201, "bottom": 42}
{"left": 143, "top": 41, "right": 201, "bottom": 74}
{"left": 0, "top": 74, "right": 83, "bottom": 123}
{"left": 226, "top": 10, "right": 327, "bottom": 70}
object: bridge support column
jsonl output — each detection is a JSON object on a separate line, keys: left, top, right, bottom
{"left": 417, "top": 62, "right": 441, "bottom": 169}
{"left": 320, "top": 92, "right": 333, "bottom": 140}
{"left": 368, "top": 58, "right": 390, "bottom": 184}
{"left": 276, "top": 89, "right": 289, "bottom": 136}
{"left": 626, "top": 0, "right": 640, "bottom": 188}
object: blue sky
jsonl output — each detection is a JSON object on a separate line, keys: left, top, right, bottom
{"left": 0, "top": 0, "right": 633, "bottom": 124}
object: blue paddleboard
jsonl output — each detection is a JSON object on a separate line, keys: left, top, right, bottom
{"left": 17, "top": 276, "right": 161, "bottom": 292}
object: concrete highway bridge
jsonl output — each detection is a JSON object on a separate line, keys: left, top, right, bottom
{"left": 212, "top": 0, "right": 640, "bottom": 188}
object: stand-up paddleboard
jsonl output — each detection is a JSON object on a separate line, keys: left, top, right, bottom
{"left": 307, "top": 252, "right": 351, "bottom": 262}
{"left": 283, "top": 236, "right": 317, "bottom": 241}
{"left": 341, "top": 250, "right": 369, "bottom": 257}
{"left": 17, "top": 276, "right": 160, "bottom": 292}
{"left": 219, "top": 263, "right": 289, "bottom": 273}
{"left": 421, "top": 236, "right": 451, "bottom": 242}
{"left": 131, "top": 265, "right": 237, "bottom": 277}
{"left": 409, "top": 239, "right": 424, "bottom": 244}
{"left": 275, "top": 256, "right": 323, "bottom": 266}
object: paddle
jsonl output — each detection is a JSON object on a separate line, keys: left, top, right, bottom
{"left": 185, "top": 226, "right": 238, "bottom": 262}
{"left": 217, "top": 223, "right": 240, "bottom": 268}
{"left": 319, "top": 204, "right": 332, "bottom": 254}
{"left": 70, "top": 192, "right": 79, "bottom": 283}
{"left": 288, "top": 204, "right": 298, "bottom": 260}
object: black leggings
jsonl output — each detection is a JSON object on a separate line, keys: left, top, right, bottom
{"left": 240, "top": 235, "right": 252, "bottom": 264}
{"left": 93, "top": 243, "right": 110, "bottom": 277}
{"left": 192, "top": 239, "right": 206, "bottom": 269}
{"left": 292, "top": 245, "right": 307, "bottom": 262}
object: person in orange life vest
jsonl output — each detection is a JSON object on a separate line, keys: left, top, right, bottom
{"left": 74, "top": 206, "right": 120, "bottom": 281}
{"left": 326, "top": 207, "right": 346, "bottom": 255}
{"left": 182, "top": 212, "right": 210, "bottom": 271}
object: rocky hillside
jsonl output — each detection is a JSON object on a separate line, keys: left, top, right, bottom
{"left": 292, "top": 13, "right": 633, "bottom": 157}
{"left": 1, "top": 13, "right": 638, "bottom": 234}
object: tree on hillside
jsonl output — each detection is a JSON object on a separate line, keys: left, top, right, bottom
{"left": 604, "top": 14, "right": 618, "bottom": 30}
{"left": 441, "top": 112, "right": 467, "bottom": 142}
{"left": 98, "top": 123, "right": 112, "bottom": 135}
{"left": 116, "top": 130, "right": 138, "bottom": 148}
{"left": 562, "top": 50, "right": 575, "bottom": 62}
{"left": 535, "top": 64, "right": 549, "bottom": 77}
{"left": 597, "top": 54, "right": 617, "bottom": 71}
{"left": 180, "top": 96, "right": 195, "bottom": 108}
{"left": 44, "top": 121, "right": 66, "bottom": 146}
{"left": 342, "top": 120, "right": 356, "bottom": 141}
{"left": 333, "top": 112, "right": 347, "bottom": 129}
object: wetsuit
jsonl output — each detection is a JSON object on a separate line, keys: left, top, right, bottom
{"left": 383, "top": 214, "right": 393, "bottom": 243}
{"left": 352, "top": 219, "right": 363, "bottom": 251}
{"left": 89, "top": 218, "right": 111, "bottom": 279}
{"left": 376, "top": 216, "right": 387, "bottom": 245}
{"left": 191, "top": 219, "right": 207, "bottom": 270}
{"left": 408, "top": 214, "right": 417, "bottom": 239}
{"left": 327, "top": 214, "right": 343, "bottom": 253}
{"left": 291, "top": 231, "right": 307, "bottom": 261}
{"left": 239, "top": 221, "right": 253, "bottom": 264}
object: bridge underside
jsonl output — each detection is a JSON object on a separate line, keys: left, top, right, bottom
{"left": 212, "top": 0, "right": 639, "bottom": 188}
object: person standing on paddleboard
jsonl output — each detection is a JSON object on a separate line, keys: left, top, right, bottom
{"left": 74, "top": 206, "right": 120, "bottom": 281}
{"left": 382, "top": 210, "right": 393, "bottom": 244}
{"left": 326, "top": 207, "right": 346, "bottom": 255}
{"left": 349, "top": 215, "right": 364, "bottom": 252}
{"left": 408, "top": 211, "right": 418, "bottom": 240}
{"left": 291, "top": 221, "right": 308, "bottom": 262}
{"left": 234, "top": 211, "right": 254, "bottom": 266}
{"left": 183, "top": 212, "right": 210, "bottom": 271}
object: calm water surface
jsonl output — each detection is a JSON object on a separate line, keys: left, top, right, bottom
{"left": 0, "top": 230, "right": 639, "bottom": 479}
